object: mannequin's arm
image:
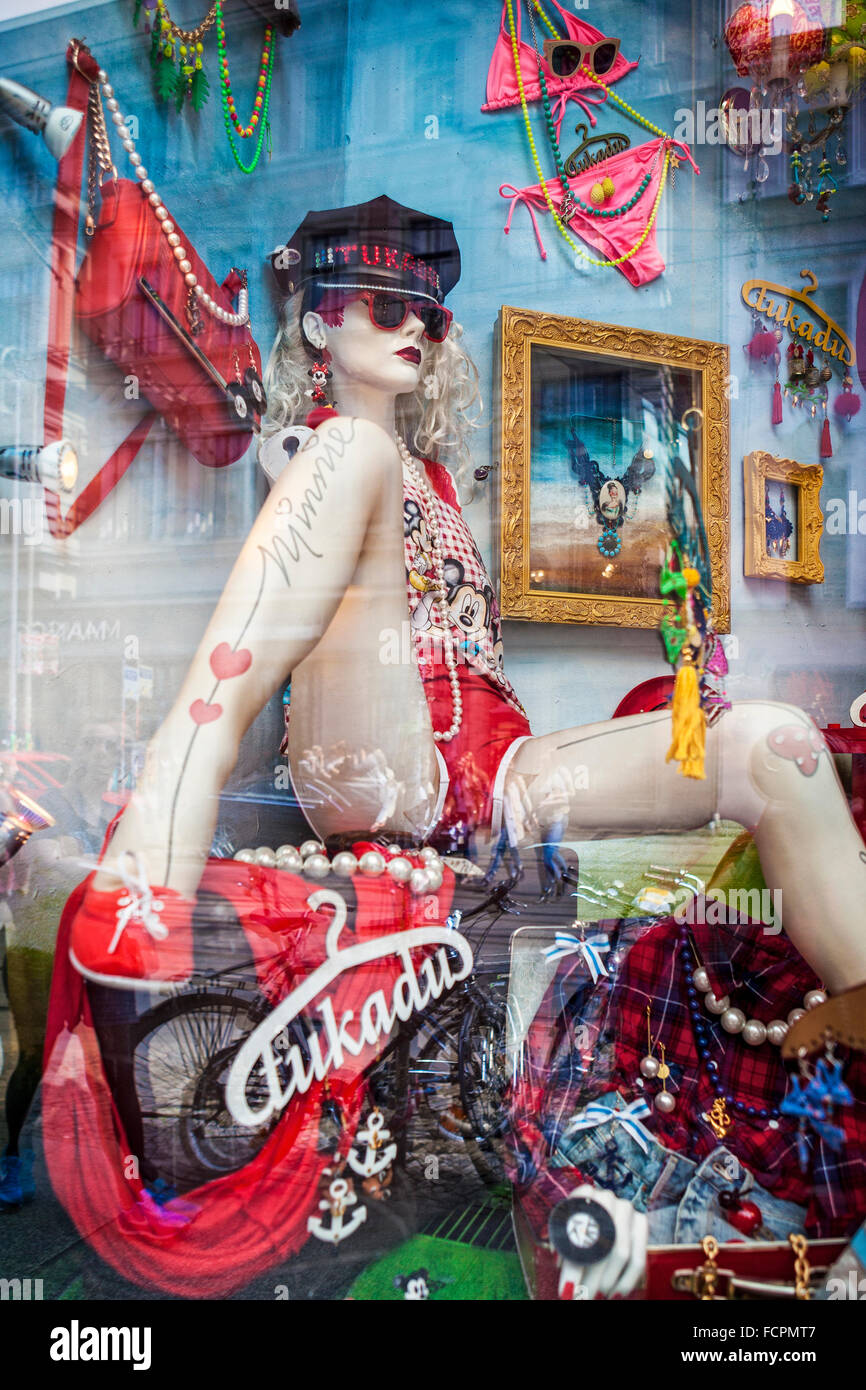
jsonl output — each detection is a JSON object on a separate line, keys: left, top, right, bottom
{"left": 96, "top": 417, "right": 394, "bottom": 896}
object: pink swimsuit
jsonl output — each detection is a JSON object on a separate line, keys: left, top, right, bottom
{"left": 500, "top": 135, "right": 699, "bottom": 287}
{"left": 482, "top": 0, "right": 637, "bottom": 125}
{"left": 483, "top": 0, "right": 698, "bottom": 287}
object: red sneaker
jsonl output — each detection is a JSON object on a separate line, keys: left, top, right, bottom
{"left": 69, "top": 852, "right": 195, "bottom": 992}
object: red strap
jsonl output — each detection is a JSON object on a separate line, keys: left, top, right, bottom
{"left": 43, "top": 409, "right": 156, "bottom": 540}
{"left": 42, "top": 41, "right": 155, "bottom": 540}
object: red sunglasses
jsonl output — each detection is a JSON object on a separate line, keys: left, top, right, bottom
{"left": 315, "top": 284, "right": 454, "bottom": 342}
{"left": 337, "top": 288, "right": 453, "bottom": 342}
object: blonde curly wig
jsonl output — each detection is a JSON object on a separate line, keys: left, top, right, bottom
{"left": 261, "top": 289, "right": 482, "bottom": 494}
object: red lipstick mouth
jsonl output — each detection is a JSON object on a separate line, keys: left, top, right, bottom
{"left": 396, "top": 347, "right": 422, "bottom": 363}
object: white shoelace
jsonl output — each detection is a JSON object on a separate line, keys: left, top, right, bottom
{"left": 107, "top": 851, "right": 168, "bottom": 956}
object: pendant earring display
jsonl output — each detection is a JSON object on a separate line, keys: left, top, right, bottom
{"left": 640, "top": 1004, "right": 676, "bottom": 1113}
{"left": 780, "top": 1035, "right": 854, "bottom": 1173}
{"left": 639, "top": 1002, "right": 659, "bottom": 1078}
{"left": 227, "top": 349, "right": 255, "bottom": 421}
{"left": 305, "top": 353, "right": 333, "bottom": 408}
{"left": 347, "top": 1107, "right": 397, "bottom": 1182}
{"left": 307, "top": 1169, "right": 368, "bottom": 1245}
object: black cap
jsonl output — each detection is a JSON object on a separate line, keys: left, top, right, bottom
{"left": 269, "top": 194, "right": 461, "bottom": 304}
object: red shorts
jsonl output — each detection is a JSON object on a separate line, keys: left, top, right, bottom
{"left": 422, "top": 666, "right": 532, "bottom": 835}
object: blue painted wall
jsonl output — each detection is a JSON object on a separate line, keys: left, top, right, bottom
{"left": 1, "top": 0, "right": 864, "bottom": 757}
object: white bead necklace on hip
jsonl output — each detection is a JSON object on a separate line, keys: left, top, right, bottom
{"left": 232, "top": 838, "right": 445, "bottom": 895}
{"left": 396, "top": 434, "right": 462, "bottom": 744}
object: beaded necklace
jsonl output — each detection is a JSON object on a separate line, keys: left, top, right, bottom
{"left": 524, "top": 0, "right": 658, "bottom": 224}
{"left": 216, "top": 0, "right": 274, "bottom": 174}
{"left": 137, "top": 0, "right": 215, "bottom": 111}
{"left": 397, "top": 436, "right": 462, "bottom": 743}
{"left": 216, "top": 0, "right": 274, "bottom": 145}
{"left": 505, "top": 0, "right": 671, "bottom": 268}
{"left": 678, "top": 920, "right": 785, "bottom": 1138}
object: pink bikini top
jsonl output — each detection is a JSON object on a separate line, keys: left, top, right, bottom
{"left": 482, "top": 0, "right": 638, "bottom": 129}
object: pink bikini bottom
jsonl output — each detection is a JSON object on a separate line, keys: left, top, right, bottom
{"left": 500, "top": 136, "right": 698, "bottom": 287}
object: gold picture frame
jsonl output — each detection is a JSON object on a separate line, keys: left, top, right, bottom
{"left": 743, "top": 450, "right": 824, "bottom": 584}
{"left": 495, "top": 305, "right": 731, "bottom": 630}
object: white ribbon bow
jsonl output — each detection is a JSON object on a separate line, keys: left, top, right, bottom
{"left": 107, "top": 851, "right": 167, "bottom": 956}
{"left": 564, "top": 1099, "right": 654, "bottom": 1154}
{"left": 545, "top": 931, "right": 611, "bottom": 983}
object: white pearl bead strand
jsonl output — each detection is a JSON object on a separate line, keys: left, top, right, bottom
{"left": 97, "top": 68, "right": 250, "bottom": 329}
{"left": 232, "top": 839, "right": 445, "bottom": 896}
{"left": 693, "top": 965, "right": 826, "bottom": 1048}
{"left": 396, "top": 434, "right": 462, "bottom": 744}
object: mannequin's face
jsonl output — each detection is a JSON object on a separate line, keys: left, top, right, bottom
{"left": 304, "top": 296, "right": 426, "bottom": 398}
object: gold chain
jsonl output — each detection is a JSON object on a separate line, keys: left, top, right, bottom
{"left": 789, "top": 1233, "right": 812, "bottom": 1300}
{"left": 695, "top": 1235, "right": 720, "bottom": 1300}
{"left": 158, "top": 0, "right": 216, "bottom": 44}
{"left": 85, "top": 84, "right": 114, "bottom": 235}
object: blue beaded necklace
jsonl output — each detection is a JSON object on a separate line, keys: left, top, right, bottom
{"left": 678, "top": 922, "right": 783, "bottom": 1137}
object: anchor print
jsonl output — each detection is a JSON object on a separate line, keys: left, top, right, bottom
{"left": 347, "top": 1108, "right": 397, "bottom": 1180}
{"left": 306, "top": 1175, "right": 368, "bottom": 1245}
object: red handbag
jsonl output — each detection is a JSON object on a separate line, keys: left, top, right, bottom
{"left": 76, "top": 175, "right": 261, "bottom": 470}
{"left": 43, "top": 40, "right": 263, "bottom": 539}
{"left": 513, "top": 1198, "right": 846, "bottom": 1300}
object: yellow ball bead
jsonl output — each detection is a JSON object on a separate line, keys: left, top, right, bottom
{"left": 590, "top": 182, "right": 605, "bottom": 204}
{"left": 602, "top": 175, "right": 615, "bottom": 199}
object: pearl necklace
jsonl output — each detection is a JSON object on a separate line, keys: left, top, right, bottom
{"left": 96, "top": 67, "right": 250, "bottom": 329}
{"left": 233, "top": 838, "right": 445, "bottom": 896}
{"left": 396, "top": 435, "right": 462, "bottom": 744}
{"left": 692, "top": 960, "right": 826, "bottom": 1049}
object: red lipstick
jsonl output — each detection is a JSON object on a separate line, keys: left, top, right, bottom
{"left": 396, "top": 347, "right": 421, "bottom": 363}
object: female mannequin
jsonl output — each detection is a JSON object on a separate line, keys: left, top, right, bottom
{"left": 69, "top": 195, "right": 866, "bottom": 1009}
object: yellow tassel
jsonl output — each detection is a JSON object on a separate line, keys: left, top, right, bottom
{"left": 666, "top": 657, "right": 706, "bottom": 778}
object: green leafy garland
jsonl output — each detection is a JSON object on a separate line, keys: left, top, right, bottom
{"left": 136, "top": 0, "right": 215, "bottom": 112}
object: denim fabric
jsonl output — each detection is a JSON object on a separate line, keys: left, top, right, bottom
{"left": 555, "top": 1091, "right": 806, "bottom": 1245}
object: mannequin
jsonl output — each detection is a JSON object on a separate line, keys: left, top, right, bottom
{"left": 69, "top": 195, "right": 866, "bottom": 1021}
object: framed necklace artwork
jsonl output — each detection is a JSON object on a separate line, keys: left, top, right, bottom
{"left": 496, "top": 305, "right": 731, "bottom": 629}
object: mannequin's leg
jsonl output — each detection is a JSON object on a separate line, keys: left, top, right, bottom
{"left": 504, "top": 702, "right": 866, "bottom": 992}
{"left": 98, "top": 419, "right": 438, "bottom": 897}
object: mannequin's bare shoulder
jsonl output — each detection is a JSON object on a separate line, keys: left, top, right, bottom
{"left": 304, "top": 415, "right": 399, "bottom": 460}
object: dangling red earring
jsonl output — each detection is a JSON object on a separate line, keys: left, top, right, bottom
{"left": 306, "top": 350, "right": 334, "bottom": 408}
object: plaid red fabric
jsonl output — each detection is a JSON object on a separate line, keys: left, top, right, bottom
{"left": 510, "top": 908, "right": 866, "bottom": 1244}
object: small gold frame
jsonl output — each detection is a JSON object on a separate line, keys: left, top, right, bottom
{"left": 496, "top": 304, "right": 731, "bottom": 630}
{"left": 743, "top": 450, "right": 824, "bottom": 584}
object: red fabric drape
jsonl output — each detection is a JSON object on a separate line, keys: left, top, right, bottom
{"left": 43, "top": 859, "right": 455, "bottom": 1296}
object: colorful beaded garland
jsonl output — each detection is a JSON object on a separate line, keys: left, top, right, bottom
{"left": 216, "top": 0, "right": 273, "bottom": 138}
{"left": 505, "top": 0, "right": 671, "bottom": 269}
{"left": 215, "top": 0, "right": 274, "bottom": 174}
{"left": 525, "top": 0, "right": 656, "bottom": 223}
